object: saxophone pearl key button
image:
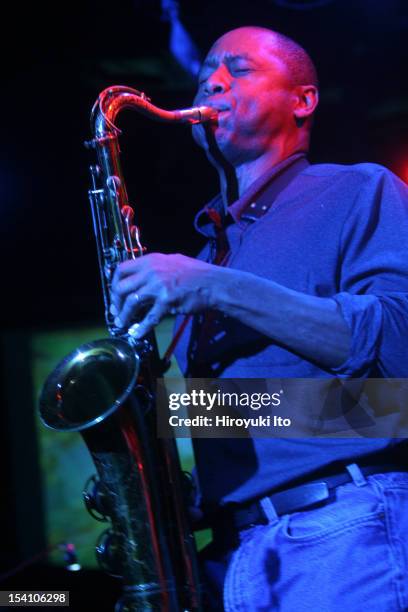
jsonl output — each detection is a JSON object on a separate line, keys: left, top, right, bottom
{"left": 128, "top": 323, "right": 141, "bottom": 337}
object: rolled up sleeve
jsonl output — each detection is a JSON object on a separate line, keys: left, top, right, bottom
{"left": 329, "top": 166, "right": 408, "bottom": 377}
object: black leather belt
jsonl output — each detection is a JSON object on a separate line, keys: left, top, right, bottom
{"left": 226, "top": 464, "right": 402, "bottom": 531}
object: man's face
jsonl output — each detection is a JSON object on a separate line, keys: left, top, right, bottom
{"left": 193, "top": 28, "right": 296, "bottom": 166}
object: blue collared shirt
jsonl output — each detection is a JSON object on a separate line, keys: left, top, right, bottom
{"left": 175, "top": 159, "right": 408, "bottom": 505}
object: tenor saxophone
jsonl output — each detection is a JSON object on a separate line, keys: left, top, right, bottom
{"left": 39, "top": 86, "right": 217, "bottom": 611}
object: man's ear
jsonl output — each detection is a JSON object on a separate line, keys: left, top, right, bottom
{"left": 293, "top": 85, "right": 319, "bottom": 122}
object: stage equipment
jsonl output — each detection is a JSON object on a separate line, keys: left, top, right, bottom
{"left": 39, "top": 86, "right": 216, "bottom": 611}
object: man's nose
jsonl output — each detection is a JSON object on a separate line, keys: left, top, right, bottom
{"left": 203, "top": 67, "right": 229, "bottom": 96}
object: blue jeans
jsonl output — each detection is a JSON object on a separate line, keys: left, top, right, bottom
{"left": 200, "top": 470, "right": 408, "bottom": 611}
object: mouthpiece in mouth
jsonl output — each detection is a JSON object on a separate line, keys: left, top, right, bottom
{"left": 177, "top": 106, "right": 218, "bottom": 124}
{"left": 197, "top": 106, "right": 219, "bottom": 123}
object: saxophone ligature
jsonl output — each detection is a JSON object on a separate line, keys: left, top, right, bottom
{"left": 39, "top": 86, "right": 217, "bottom": 611}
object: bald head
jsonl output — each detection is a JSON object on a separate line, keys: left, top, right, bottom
{"left": 216, "top": 26, "right": 318, "bottom": 89}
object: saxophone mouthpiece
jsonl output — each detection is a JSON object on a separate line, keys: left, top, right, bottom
{"left": 197, "top": 106, "right": 219, "bottom": 123}
{"left": 177, "top": 105, "right": 218, "bottom": 124}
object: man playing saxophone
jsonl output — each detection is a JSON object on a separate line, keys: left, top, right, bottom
{"left": 110, "top": 26, "right": 408, "bottom": 611}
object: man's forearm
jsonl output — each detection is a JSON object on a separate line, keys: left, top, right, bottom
{"left": 210, "top": 266, "right": 351, "bottom": 369}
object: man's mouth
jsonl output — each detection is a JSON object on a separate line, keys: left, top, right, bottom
{"left": 207, "top": 104, "right": 230, "bottom": 114}
{"left": 212, "top": 107, "right": 230, "bottom": 124}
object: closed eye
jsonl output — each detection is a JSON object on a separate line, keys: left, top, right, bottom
{"left": 229, "top": 68, "right": 254, "bottom": 79}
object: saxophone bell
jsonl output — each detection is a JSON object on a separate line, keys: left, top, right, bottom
{"left": 40, "top": 338, "right": 139, "bottom": 433}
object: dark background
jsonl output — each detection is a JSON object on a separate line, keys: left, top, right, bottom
{"left": 1, "top": 0, "right": 408, "bottom": 330}
{"left": 0, "top": 0, "right": 407, "bottom": 608}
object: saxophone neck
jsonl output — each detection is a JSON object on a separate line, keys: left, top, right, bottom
{"left": 91, "top": 85, "right": 218, "bottom": 140}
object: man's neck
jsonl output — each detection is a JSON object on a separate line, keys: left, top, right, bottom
{"left": 234, "top": 146, "right": 305, "bottom": 198}
{"left": 209, "top": 133, "right": 309, "bottom": 209}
